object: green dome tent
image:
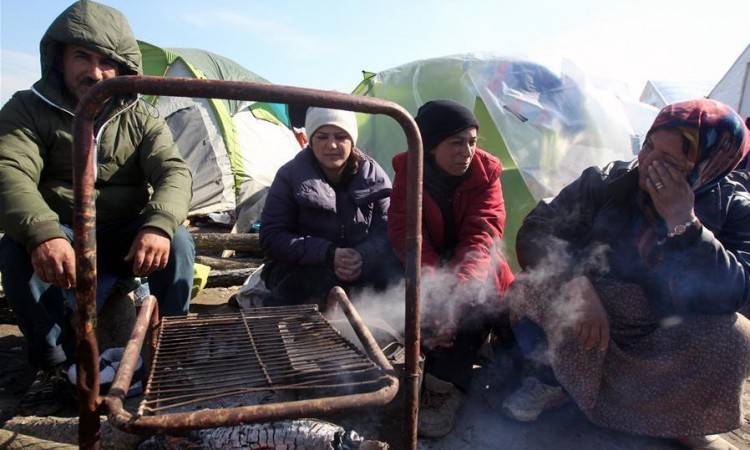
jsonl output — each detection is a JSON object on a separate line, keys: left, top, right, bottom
{"left": 138, "top": 41, "right": 301, "bottom": 226}
{"left": 352, "top": 53, "right": 658, "bottom": 269}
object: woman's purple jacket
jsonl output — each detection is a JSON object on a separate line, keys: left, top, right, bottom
{"left": 259, "top": 147, "right": 392, "bottom": 276}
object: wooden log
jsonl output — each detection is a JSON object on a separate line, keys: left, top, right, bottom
{"left": 220, "top": 222, "right": 240, "bottom": 258}
{"left": 2, "top": 415, "right": 144, "bottom": 450}
{"left": 195, "top": 255, "right": 263, "bottom": 271}
{"left": 205, "top": 268, "right": 258, "bottom": 288}
{"left": 0, "top": 429, "right": 77, "bottom": 450}
{"left": 192, "top": 233, "right": 262, "bottom": 256}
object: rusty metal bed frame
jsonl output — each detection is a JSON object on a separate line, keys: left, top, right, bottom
{"left": 72, "top": 76, "right": 424, "bottom": 450}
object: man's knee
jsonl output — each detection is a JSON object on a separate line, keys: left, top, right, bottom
{"left": 148, "top": 226, "right": 193, "bottom": 317}
{"left": 0, "top": 236, "right": 34, "bottom": 303}
{"left": 0, "top": 235, "right": 30, "bottom": 273}
{"left": 170, "top": 226, "right": 195, "bottom": 261}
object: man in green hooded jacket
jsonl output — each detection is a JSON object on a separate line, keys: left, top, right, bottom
{"left": 0, "top": 0, "right": 195, "bottom": 416}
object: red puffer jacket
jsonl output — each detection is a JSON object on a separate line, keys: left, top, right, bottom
{"left": 388, "top": 148, "right": 514, "bottom": 300}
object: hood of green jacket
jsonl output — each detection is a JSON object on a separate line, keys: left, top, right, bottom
{"left": 33, "top": 0, "right": 142, "bottom": 109}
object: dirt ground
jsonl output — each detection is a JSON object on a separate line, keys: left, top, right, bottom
{"left": 2, "top": 286, "right": 750, "bottom": 449}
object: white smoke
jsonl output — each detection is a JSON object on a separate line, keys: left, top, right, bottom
{"left": 348, "top": 235, "right": 516, "bottom": 350}
{"left": 507, "top": 238, "right": 612, "bottom": 366}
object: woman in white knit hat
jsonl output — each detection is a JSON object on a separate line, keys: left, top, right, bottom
{"left": 259, "top": 107, "right": 398, "bottom": 310}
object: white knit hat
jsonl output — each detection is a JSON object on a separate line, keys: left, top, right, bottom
{"left": 304, "top": 107, "right": 359, "bottom": 145}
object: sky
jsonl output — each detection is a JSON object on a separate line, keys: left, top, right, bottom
{"left": 1, "top": 0, "right": 749, "bottom": 107}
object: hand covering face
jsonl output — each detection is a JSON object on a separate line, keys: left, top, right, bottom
{"left": 648, "top": 99, "right": 750, "bottom": 193}
{"left": 636, "top": 99, "right": 750, "bottom": 266}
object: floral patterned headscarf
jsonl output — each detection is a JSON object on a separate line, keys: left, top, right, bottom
{"left": 637, "top": 99, "right": 750, "bottom": 267}
{"left": 647, "top": 99, "right": 750, "bottom": 193}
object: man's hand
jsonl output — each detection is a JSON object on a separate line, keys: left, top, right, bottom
{"left": 124, "top": 227, "right": 171, "bottom": 277}
{"left": 564, "top": 275, "right": 610, "bottom": 352}
{"left": 333, "top": 247, "right": 363, "bottom": 282}
{"left": 31, "top": 238, "right": 76, "bottom": 289}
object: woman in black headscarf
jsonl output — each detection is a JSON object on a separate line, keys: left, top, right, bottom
{"left": 389, "top": 99, "right": 514, "bottom": 438}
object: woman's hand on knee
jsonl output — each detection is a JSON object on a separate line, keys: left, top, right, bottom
{"left": 564, "top": 275, "right": 610, "bottom": 352}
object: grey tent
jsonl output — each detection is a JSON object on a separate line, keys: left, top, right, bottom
{"left": 709, "top": 43, "right": 750, "bottom": 119}
{"left": 139, "top": 42, "right": 301, "bottom": 225}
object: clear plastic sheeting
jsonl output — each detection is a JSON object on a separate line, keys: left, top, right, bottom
{"left": 353, "top": 53, "right": 659, "bottom": 201}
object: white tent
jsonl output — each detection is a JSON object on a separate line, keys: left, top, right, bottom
{"left": 639, "top": 80, "right": 715, "bottom": 110}
{"left": 709, "top": 43, "right": 750, "bottom": 119}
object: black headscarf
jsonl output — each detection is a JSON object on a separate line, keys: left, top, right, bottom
{"left": 415, "top": 99, "right": 479, "bottom": 153}
{"left": 415, "top": 99, "right": 478, "bottom": 258}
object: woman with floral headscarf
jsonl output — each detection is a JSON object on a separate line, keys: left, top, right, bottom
{"left": 503, "top": 99, "right": 750, "bottom": 449}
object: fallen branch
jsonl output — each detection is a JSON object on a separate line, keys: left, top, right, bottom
{"left": 192, "top": 233, "right": 262, "bottom": 256}
{"left": 3, "top": 415, "right": 143, "bottom": 450}
{"left": 0, "top": 429, "right": 77, "bottom": 450}
{"left": 195, "top": 255, "right": 262, "bottom": 271}
{"left": 206, "top": 268, "right": 258, "bottom": 288}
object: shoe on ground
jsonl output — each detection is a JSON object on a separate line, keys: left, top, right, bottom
{"left": 418, "top": 373, "right": 464, "bottom": 438}
{"left": 501, "top": 376, "right": 568, "bottom": 422}
{"left": 19, "top": 366, "right": 69, "bottom": 416}
{"left": 677, "top": 434, "right": 738, "bottom": 450}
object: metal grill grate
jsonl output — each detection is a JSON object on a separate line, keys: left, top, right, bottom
{"left": 139, "top": 305, "right": 391, "bottom": 416}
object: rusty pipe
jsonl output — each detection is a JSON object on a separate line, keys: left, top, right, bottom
{"left": 105, "top": 295, "right": 157, "bottom": 406}
{"left": 75, "top": 76, "right": 419, "bottom": 121}
{"left": 74, "top": 76, "right": 423, "bottom": 449}
{"left": 326, "top": 287, "right": 393, "bottom": 372}
{"left": 106, "top": 295, "right": 398, "bottom": 435}
{"left": 105, "top": 375, "right": 398, "bottom": 435}
{"left": 402, "top": 91, "right": 423, "bottom": 450}
{"left": 72, "top": 84, "right": 101, "bottom": 450}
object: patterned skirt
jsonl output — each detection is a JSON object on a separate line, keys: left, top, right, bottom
{"left": 509, "top": 277, "right": 750, "bottom": 437}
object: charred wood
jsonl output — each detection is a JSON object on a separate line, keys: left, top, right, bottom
{"left": 137, "top": 419, "right": 363, "bottom": 450}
